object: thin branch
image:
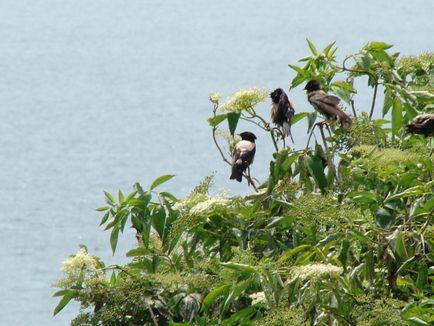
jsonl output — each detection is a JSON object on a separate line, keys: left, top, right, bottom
{"left": 305, "top": 124, "right": 317, "bottom": 150}
{"left": 318, "top": 124, "right": 341, "bottom": 187}
{"left": 350, "top": 99, "right": 357, "bottom": 119}
{"left": 148, "top": 305, "right": 159, "bottom": 326}
{"left": 369, "top": 81, "right": 379, "bottom": 120}
{"left": 211, "top": 104, "right": 231, "bottom": 166}
{"left": 421, "top": 209, "right": 434, "bottom": 235}
{"left": 102, "top": 264, "right": 137, "bottom": 279}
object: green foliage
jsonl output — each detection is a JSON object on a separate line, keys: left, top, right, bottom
{"left": 54, "top": 41, "right": 434, "bottom": 325}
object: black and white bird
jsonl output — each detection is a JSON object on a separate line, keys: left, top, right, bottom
{"left": 304, "top": 80, "right": 351, "bottom": 128}
{"left": 230, "top": 131, "right": 257, "bottom": 182}
{"left": 270, "top": 88, "right": 295, "bottom": 142}
{"left": 407, "top": 113, "right": 434, "bottom": 137}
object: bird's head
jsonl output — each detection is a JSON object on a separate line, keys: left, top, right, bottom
{"left": 304, "top": 80, "right": 321, "bottom": 92}
{"left": 270, "top": 88, "right": 284, "bottom": 103}
{"left": 238, "top": 131, "right": 257, "bottom": 142}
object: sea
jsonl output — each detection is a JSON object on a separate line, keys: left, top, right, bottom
{"left": 0, "top": 0, "right": 433, "bottom": 324}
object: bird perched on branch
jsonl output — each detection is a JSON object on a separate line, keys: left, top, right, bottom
{"left": 407, "top": 113, "right": 434, "bottom": 137}
{"left": 270, "top": 88, "right": 295, "bottom": 142}
{"left": 230, "top": 131, "right": 257, "bottom": 182}
{"left": 304, "top": 80, "right": 352, "bottom": 128}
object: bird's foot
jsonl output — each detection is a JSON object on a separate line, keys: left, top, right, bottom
{"left": 315, "top": 121, "right": 328, "bottom": 129}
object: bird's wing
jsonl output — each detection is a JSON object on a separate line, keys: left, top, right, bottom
{"left": 309, "top": 91, "right": 342, "bottom": 117}
{"left": 285, "top": 100, "right": 295, "bottom": 120}
{"left": 233, "top": 140, "right": 255, "bottom": 165}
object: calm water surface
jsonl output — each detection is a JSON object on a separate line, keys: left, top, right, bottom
{"left": 0, "top": 1, "right": 433, "bottom": 324}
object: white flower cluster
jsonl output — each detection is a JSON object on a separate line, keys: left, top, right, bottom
{"left": 61, "top": 247, "right": 100, "bottom": 277}
{"left": 209, "top": 92, "right": 220, "bottom": 104}
{"left": 291, "top": 263, "right": 343, "bottom": 281}
{"left": 219, "top": 88, "right": 268, "bottom": 113}
{"left": 249, "top": 291, "right": 266, "bottom": 305}
{"left": 172, "top": 193, "right": 208, "bottom": 211}
{"left": 189, "top": 195, "right": 230, "bottom": 215}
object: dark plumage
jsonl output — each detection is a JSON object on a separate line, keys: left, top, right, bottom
{"left": 270, "top": 88, "right": 295, "bottom": 141}
{"left": 407, "top": 114, "right": 434, "bottom": 137}
{"left": 230, "top": 131, "right": 257, "bottom": 182}
{"left": 304, "top": 80, "right": 352, "bottom": 128}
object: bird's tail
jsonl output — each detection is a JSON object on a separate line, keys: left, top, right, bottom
{"left": 230, "top": 165, "right": 243, "bottom": 182}
{"left": 283, "top": 122, "right": 295, "bottom": 144}
{"left": 337, "top": 111, "right": 352, "bottom": 129}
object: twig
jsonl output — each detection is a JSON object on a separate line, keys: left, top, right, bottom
{"left": 350, "top": 99, "right": 357, "bottom": 119}
{"left": 318, "top": 124, "right": 341, "bottom": 186}
{"left": 102, "top": 264, "right": 137, "bottom": 279}
{"left": 246, "top": 167, "right": 258, "bottom": 192}
{"left": 305, "top": 123, "right": 317, "bottom": 150}
{"left": 148, "top": 305, "right": 159, "bottom": 326}
{"left": 211, "top": 104, "right": 231, "bottom": 166}
{"left": 369, "top": 81, "right": 379, "bottom": 120}
{"left": 421, "top": 209, "right": 434, "bottom": 235}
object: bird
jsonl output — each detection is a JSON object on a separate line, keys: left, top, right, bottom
{"left": 230, "top": 131, "right": 257, "bottom": 182}
{"left": 407, "top": 113, "right": 434, "bottom": 137}
{"left": 270, "top": 88, "right": 295, "bottom": 142}
{"left": 304, "top": 79, "right": 352, "bottom": 128}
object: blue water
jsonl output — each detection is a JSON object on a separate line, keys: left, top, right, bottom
{"left": 0, "top": 1, "right": 433, "bottom": 325}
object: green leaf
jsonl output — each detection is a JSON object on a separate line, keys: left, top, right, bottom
{"left": 151, "top": 206, "right": 167, "bottom": 242}
{"left": 222, "top": 279, "right": 252, "bottom": 313}
{"left": 99, "top": 211, "right": 110, "bottom": 226}
{"left": 338, "top": 239, "right": 350, "bottom": 269}
{"left": 307, "top": 112, "right": 318, "bottom": 133}
{"left": 150, "top": 174, "right": 175, "bottom": 190}
{"left": 278, "top": 245, "right": 312, "bottom": 264}
{"left": 95, "top": 206, "right": 110, "bottom": 212}
{"left": 348, "top": 191, "right": 378, "bottom": 204}
{"left": 392, "top": 97, "right": 403, "bottom": 136}
{"left": 104, "top": 191, "right": 115, "bottom": 204}
{"left": 126, "top": 247, "right": 148, "bottom": 257}
{"left": 125, "top": 191, "right": 137, "bottom": 204}
{"left": 291, "top": 112, "right": 308, "bottom": 125}
{"left": 322, "top": 41, "right": 336, "bottom": 57}
{"left": 52, "top": 289, "right": 70, "bottom": 297}
{"left": 281, "top": 153, "right": 299, "bottom": 171}
{"left": 201, "top": 285, "right": 230, "bottom": 311}
{"left": 330, "top": 81, "right": 353, "bottom": 92}
{"left": 306, "top": 38, "right": 318, "bottom": 55}
{"left": 368, "top": 41, "right": 393, "bottom": 50}
{"left": 406, "top": 317, "right": 429, "bottom": 326}
{"left": 290, "top": 73, "right": 307, "bottom": 89}
{"left": 388, "top": 229, "right": 409, "bottom": 264}
{"left": 266, "top": 215, "right": 295, "bottom": 229}
{"left": 208, "top": 114, "right": 227, "bottom": 127}
{"left": 225, "top": 306, "right": 257, "bottom": 323}
{"left": 288, "top": 64, "right": 308, "bottom": 76}
{"left": 110, "top": 271, "right": 117, "bottom": 285}
{"left": 382, "top": 89, "right": 393, "bottom": 116}
{"left": 110, "top": 226, "right": 119, "bottom": 254}
{"left": 375, "top": 207, "right": 394, "bottom": 228}
{"left": 227, "top": 112, "right": 240, "bottom": 136}
{"left": 53, "top": 290, "right": 76, "bottom": 316}
{"left": 220, "top": 262, "right": 257, "bottom": 274}
{"left": 305, "top": 155, "right": 327, "bottom": 192}
{"left": 118, "top": 190, "right": 124, "bottom": 203}
{"left": 416, "top": 263, "right": 428, "bottom": 290}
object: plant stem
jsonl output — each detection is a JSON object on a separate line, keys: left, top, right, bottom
{"left": 318, "top": 124, "right": 341, "bottom": 186}
{"left": 211, "top": 104, "right": 232, "bottom": 166}
{"left": 148, "top": 305, "right": 159, "bottom": 326}
{"left": 369, "top": 82, "right": 378, "bottom": 120}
